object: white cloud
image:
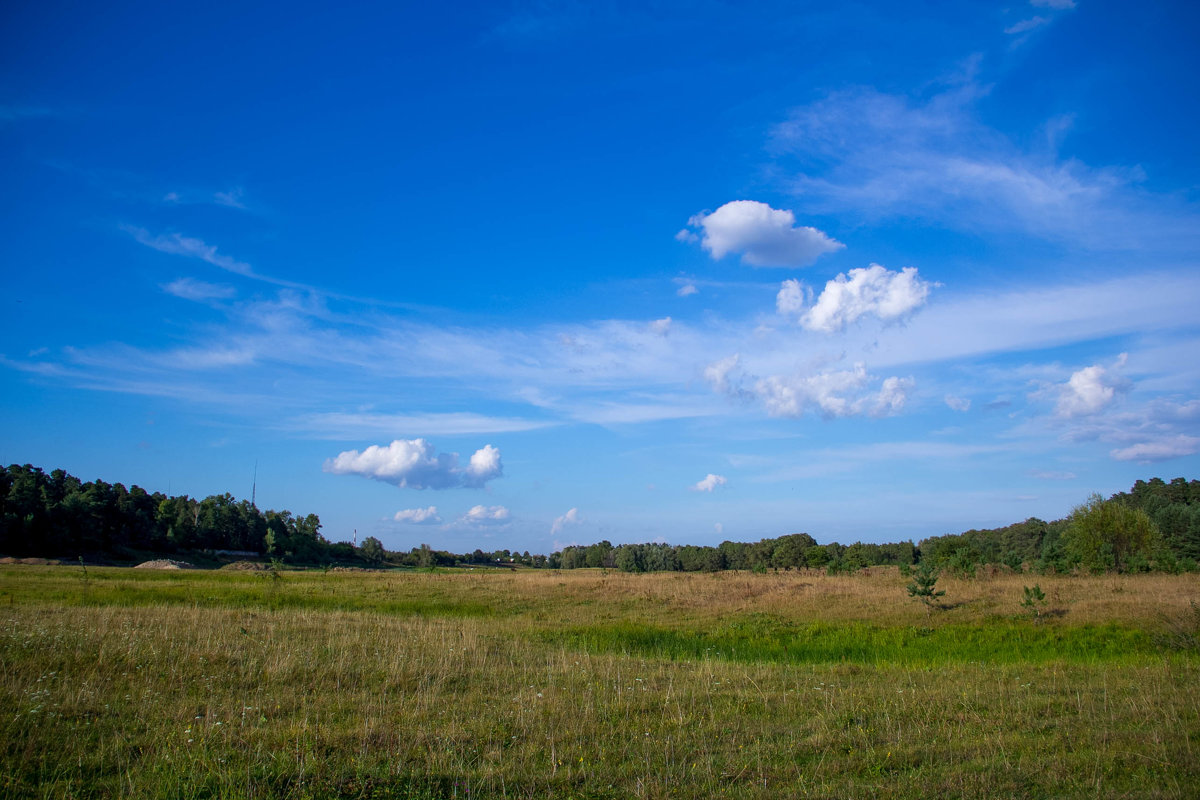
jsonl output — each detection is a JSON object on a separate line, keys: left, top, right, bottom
{"left": 213, "top": 188, "right": 246, "bottom": 209}
{"left": 706, "top": 354, "right": 914, "bottom": 420}
{"left": 1110, "top": 435, "right": 1200, "bottom": 463}
{"left": 1055, "top": 355, "right": 1128, "bottom": 418}
{"left": 945, "top": 395, "right": 971, "bottom": 412}
{"left": 871, "top": 376, "right": 914, "bottom": 417}
{"left": 162, "top": 278, "right": 236, "bottom": 302}
{"left": 692, "top": 473, "right": 727, "bottom": 492}
{"left": 394, "top": 506, "right": 442, "bottom": 524}
{"left": 750, "top": 364, "right": 913, "bottom": 419}
{"left": 323, "top": 439, "right": 503, "bottom": 489}
{"left": 771, "top": 86, "right": 1193, "bottom": 251}
{"left": 649, "top": 317, "right": 672, "bottom": 336}
{"left": 288, "top": 411, "right": 555, "bottom": 438}
{"left": 792, "top": 265, "right": 934, "bottom": 333}
{"left": 551, "top": 507, "right": 581, "bottom": 535}
{"left": 775, "top": 279, "right": 809, "bottom": 315}
{"left": 466, "top": 444, "right": 502, "bottom": 484}
{"left": 680, "top": 200, "right": 843, "bottom": 267}
{"left": 676, "top": 283, "right": 699, "bottom": 297}
{"left": 1005, "top": 16, "right": 1048, "bottom": 35}
{"left": 460, "top": 505, "right": 511, "bottom": 526}
{"left": 1029, "top": 470, "right": 1076, "bottom": 480}
{"left": 703, "top": 354, "right": 742, "bottom": 395}
{"left": 125, "top": 226, "right": 254, "bottom": 277}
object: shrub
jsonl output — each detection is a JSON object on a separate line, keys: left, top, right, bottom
{"left": 1063, "top": 494, "right": 1159, "bottom": 573}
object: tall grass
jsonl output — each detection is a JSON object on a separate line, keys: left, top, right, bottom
{"left": 1, "top": 566, "right": 1198, "bottom": 798}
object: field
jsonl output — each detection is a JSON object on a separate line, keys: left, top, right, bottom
{"left": 2, "top": 566, "right": 1198, "bottom": 799}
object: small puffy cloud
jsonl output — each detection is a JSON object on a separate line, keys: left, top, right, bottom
{"left": 692, "top": 473, "right": 727, "bottom": 492}
{"left": 945, "top": 395, "right": 971, "bottom": 412}
{"left": 394, "top": 506, "right": 442, "bottom": 524}
{"left": 1055, "top": 355, "right": 1128, "bottom": 418}
{"left": 162, "top": 277, "right": 236, "bottom": 302}
{"left": 714, "top": 522, "right": 724, "bottom": 535}
{"left": 680, "top": 200, "right": 843, "bottom": 268}
{"left": 676, "top": 283, "right": 699, "bottom": 297}
{"left": 775, "top": 279, "right": 810, "bottom": 315}
{"left": 792, "top": 264, "right": 934, "bottom": 333}
{"left": 461, "top": 505, "right": 511, "bottom": 526}
{"left": 649, "top": 317, "right": 672, "bottom": 336}
{"left": 466, "top": 444, "right": 503, "bottom": 485}
{"left": 551, "top": 507, "right": 581, "bottom": 535}
{"left": 324, "top": 439, "right": 503, "bottom": 489}
{"left": 674, "top": 228, "right": 699, "bottom": 244}
{"left": 1110, "top": 435, "right": 1200, "bottom": 463}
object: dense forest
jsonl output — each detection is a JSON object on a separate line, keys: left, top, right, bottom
{"left": 0, "top": 464, "right": 341, "bottom": 563}
{"left": 2, "top": 464, "right": 1197, "bottom": 573}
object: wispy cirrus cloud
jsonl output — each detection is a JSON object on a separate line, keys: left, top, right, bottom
{"left": 10, "top": 252, "right": 1200, "bottom": 454}
{"left": 162, "top": 277, "right": 237, "bottom": 302}
{"left": 771, "top": 85, "right": 1198, "bottom": 251}
{"left": 125, "top": 226, "right": 255, "bottom": 277}
{"left": 1110, "top": 435, "right": 1200, "bottom": 463}
{"left": 288, "top": 411, "right": 557, "bottom": 438}
{"left": 1005, "top": 17, "right": 1049, "bottom": 35}
{"left": 213, "top": 188, "right": 247, "bottom": 209}
{"left": 551, "top": 507, "right": 581, "bottom": 535}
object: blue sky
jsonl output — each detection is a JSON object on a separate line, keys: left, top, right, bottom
{"left": 3, "top": 0, "right": 1199, "bottom": 554}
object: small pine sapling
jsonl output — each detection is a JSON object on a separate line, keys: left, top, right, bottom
{"left": 906, "top": 562, "right": 945, "bottom": 612}
{"left": 1020, "top": 584, "right": 1047, "bottom": 621}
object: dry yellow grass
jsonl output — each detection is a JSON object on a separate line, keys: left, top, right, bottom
{"left": 1, "top": 566, "right": 1198, "bottom": 798}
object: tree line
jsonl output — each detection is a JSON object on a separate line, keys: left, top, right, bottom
{"left": 549, "top": 478, "right": 1199, "bottom": 575}
{"left": 0, "top": 464, "right": 339, "bottom": 563}
{"left": 2, "top": 464, "right": 1197, "bottom": 574}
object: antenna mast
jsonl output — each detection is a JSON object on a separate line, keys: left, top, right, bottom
{"left": 251, "top": 460, "right": 258, "bottom": 508}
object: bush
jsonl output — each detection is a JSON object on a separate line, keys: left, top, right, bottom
{"left": 1063, "top": 494, "right": 1159, "bottom": 573}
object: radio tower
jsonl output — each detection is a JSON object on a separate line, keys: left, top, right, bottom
{"left": 251, "top": 461, "right": 258, "bottom": 508}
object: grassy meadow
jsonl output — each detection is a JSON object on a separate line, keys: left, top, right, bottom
{"left": 1, "top": 565, "right": 1198, "bottom": 799}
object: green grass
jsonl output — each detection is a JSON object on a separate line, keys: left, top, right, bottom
{"left": 547, "top": 616, "right": 1156, "bottom": 666}
{"left": 2, "top": 566, "right": 1198, "bottom": 799}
